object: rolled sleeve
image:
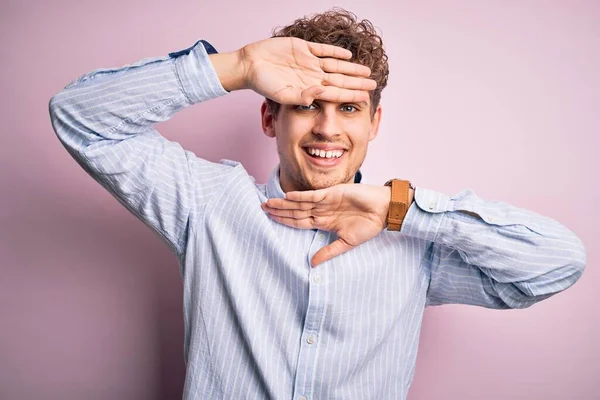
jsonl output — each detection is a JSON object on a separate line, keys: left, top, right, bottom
{"left": 172, "top": 39, "right": 228, "bottom": 104}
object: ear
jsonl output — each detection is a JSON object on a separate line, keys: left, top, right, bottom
{"left": 368, "top": 105, "right": 382, "bottom": 141}
{"left": 261, "top": 101, "right": 277, "bottom": 138}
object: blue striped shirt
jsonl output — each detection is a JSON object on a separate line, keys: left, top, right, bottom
{"left": 48, "top": 40, "right": 587, "bottom": 400}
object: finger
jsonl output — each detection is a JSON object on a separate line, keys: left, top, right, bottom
{"left": 264, "top": 198, "right": 315, "bottom": 210}
{"left": 303, "top": 86, "right": 370, "bottom": 105}
{"left": 311, "top": 238, "right": 354, "bottom": 267}
{"left": 300, "top": 86, "right": 326, "bottom": 106}
{"left": 268, "top": 214, "right": 314, "bottom": 229}
{"left": 322, "top": 73, "right": 377, "bottom": 91}
{"left": 307, "top": 42, "right": 352, "bottom": 60}
{"left": 285, "top": 189, "right": 328, "bottom": 203}
{"left": 262, "top": 205, "right": 313, "bottom": 220}
{"left": 272, "top": 86, "right": 304, "bottom": 105}
{"left": 319, "top": 58, "right": 372, "bottom": 77}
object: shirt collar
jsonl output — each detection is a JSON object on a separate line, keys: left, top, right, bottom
{"left": 266, "top": 165, "right": 362, "bottom": 199}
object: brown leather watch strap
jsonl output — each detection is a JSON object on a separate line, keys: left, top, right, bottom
{"left": 384, "top": 179, "right": 411, "bottom": 231}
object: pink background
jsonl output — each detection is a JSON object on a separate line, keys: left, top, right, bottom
{"left": 1, "top": 1, "right": 598, "bottom": 399}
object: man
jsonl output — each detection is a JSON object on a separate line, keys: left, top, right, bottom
{"left": 49, "top": 8, "right": 586, "bottom": 400}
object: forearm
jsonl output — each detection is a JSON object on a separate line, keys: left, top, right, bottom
{"left": 402, "top": 187, "right": 586, "bottom": 302}
{"left": 49, "top": 40, "right": 227, "bottom": 151}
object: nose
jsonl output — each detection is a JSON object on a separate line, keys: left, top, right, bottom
{"left": 312, "top": 108, "right": 341, "bottom": 139}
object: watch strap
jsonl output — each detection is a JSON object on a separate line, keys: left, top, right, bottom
{"left": 384, "top": 179, "right": 412, "bottom": 231}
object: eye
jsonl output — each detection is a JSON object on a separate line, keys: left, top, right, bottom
{"left": 296, "top": 103, "right": 317, "bottom": 111}
{"left": 341, "top": 104, "right": 357, "bottom": 113}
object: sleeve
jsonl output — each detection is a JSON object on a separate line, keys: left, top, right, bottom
{"left": 400, "top": 187, "right": 587, "bottom": 309}
{"left": 48, "top": 40, "right": 232, "bottom": 257}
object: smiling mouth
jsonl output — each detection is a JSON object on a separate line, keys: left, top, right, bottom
{"left": 303, "top": 147, "right": 346, "bottom": 159}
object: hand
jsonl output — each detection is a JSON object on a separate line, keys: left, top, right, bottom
{"left": 261, "top": 184, "right": 393, "bottom": 267}
{"left": 238, "top": 37, "right": 377, "bottom": 105}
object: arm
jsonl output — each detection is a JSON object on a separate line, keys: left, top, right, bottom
{"left": 48, "top": 38, "right": 376, "bottom": 257}
{"left": 401, "top": 187, "right": 586, "bottom": 309}
{"left": 48, "top": 40, "right": 232, "bottom": 257}
{"left": 262, "top": 184, "right": 586, "bottom": 309}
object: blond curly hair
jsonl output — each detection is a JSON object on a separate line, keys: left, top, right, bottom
{"left": 266, "top": 8, "right": 389, "bottom": 118}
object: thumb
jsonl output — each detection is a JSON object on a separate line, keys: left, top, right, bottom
{"left": 311, "top": 238, "right": 354, "bottom": 267}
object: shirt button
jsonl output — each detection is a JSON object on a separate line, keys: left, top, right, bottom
{"left": 299, "top": 396, "right": 308, "bottom": 400}
{"left": 312, "top": 275, "right": 321, "bottom": 284}
{"left": 318, "top": 233, "right": 325, "bottom": 240}
{"left": 428, "top": 200, "right": 436, "bottom": 210}
{"left": 306, "top": 335, "right": 316, "bottom": 345}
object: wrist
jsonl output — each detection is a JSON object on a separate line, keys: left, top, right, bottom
{"left": 383, "top": 179, "right": 414, "bottom": 231}
{"left": 208, "top": 50, "right": 246, "bottom": 92}
{"left": 380, "top": 186, "right": 392, "bottom": 227}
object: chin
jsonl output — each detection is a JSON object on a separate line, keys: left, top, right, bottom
{"left": 304, "top": 173, "right": 350, "bottom": 190}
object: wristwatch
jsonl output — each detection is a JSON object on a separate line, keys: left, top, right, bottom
{"left": 384, "top": 179, "right": 414, "bottom": 231}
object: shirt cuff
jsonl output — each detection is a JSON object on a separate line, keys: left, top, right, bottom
{"left": 171, "top": 40, "right": 228, "bottom": 104}
{"left": 400, "top": 187, "right": 451, "bottom": 242}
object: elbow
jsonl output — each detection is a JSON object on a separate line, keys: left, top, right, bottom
{"left": 556, "top": 227, "right": 587, "bottom": 288}
{"left": 537, "top": 225, "right": 587, "bottom": 294}
{"left": 48, "top": 86, "right": 66, "bottom": 118}
{"left": 48, "top": 94, "right": 58, "bottom": 125}
{"left": 48, "top": 90, "right": 88, "bottom": 152}
{"left": 48, "top": 92, "right": 68, "bottom": 140}
{"left": 565, "top": 234, "right": 587, "bottom": 287}
{"left": 540, "top": 232, "right": 587, "bottom": 296}
{"left": 505, "top": 234, "right": 586, "bottom": 309}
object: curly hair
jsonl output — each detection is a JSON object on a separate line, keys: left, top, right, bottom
{"left": 266, "top": 8, "right": 389, "bottom": 119}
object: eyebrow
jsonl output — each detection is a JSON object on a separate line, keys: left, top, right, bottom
{"left": 303, "top": 100, "right": 370, "bottom": 107}
{"left": 329, "top": 101, "right": 369, "bottom": 107}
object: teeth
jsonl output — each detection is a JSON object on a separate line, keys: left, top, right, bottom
{"left": 307, "top": 148, "right": 344, "bottom": 158}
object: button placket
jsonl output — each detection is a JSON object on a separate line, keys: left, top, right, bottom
{"left": 292, "top": 229, "right": 328, "bottom": 399}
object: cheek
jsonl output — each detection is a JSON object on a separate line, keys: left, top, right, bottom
{"left": 285, "top": 128, "right": 312, "bottom": 151}
{"left": 274, "top": 127, "right": 304, "bottom": 164}
{"left": 347, "top": 126, "right": 372, "bottom": 149}
{"left": 277, "top": 118, "right": 306, "bottom": 143}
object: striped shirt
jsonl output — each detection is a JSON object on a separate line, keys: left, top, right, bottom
{"left": 48, "top": 39, "right": 587, "bottom": 400}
